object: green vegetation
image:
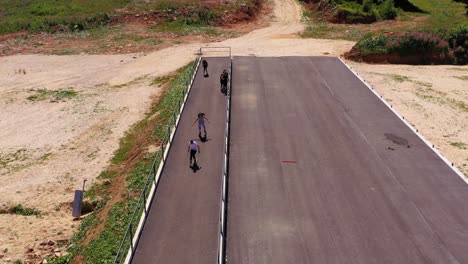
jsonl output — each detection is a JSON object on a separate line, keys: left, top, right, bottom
{"left": 302, "top": 21, "right": 369, "bottom": 41}
{"left": 386, "top": 74, "right": 411, "bottom": 82}
{"left": 303, "top": 0, "right": 468, "bottom": 42}
{"left": 350, "top": 26, "right": 468, "bottom": 64}
{"left": 111, "top": 34, "right": 162, "bottom": 46}
{"left": 369, "top": 72, "right": 432, "bottom": 87}
{"left": 332, "top": 0, "right": 398, "bottom": 23}
{"left": 409, "top": 0, "right": 467, "bottom": 29}
{"left": 151, "top": 22, "right": 224, "bottom": 36}
{"left": 48, "top": 61, "right": 197, "bottom": 263}
{"left": 0, "top": 204, "right": 41, "bottom": 216}
{"left": 0, "top": 0, "right": 131, "bottom": 34}
{"left": 414, "top": 86, "right": 468, "bottom": 112}
{"left": 27, "top": 88, "right": 78, "bottom": 102}
{"left": 48, "top": 210, "right": 101, "bottom": 264}
{"left": 450, "top": 142, "right": 468, "bottom": 149}
{"left": 83, "top": 200, "right": 138, "bottom": 261}
{"left": 454, "top": 75, "right": 468, "bottom": 80}
{"left": 0, "top": 0, "right": 259, "bottom": 36}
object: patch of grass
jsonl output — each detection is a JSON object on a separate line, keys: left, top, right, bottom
{"left": 350, "top": 26, "right": 468, "bottom": 64}
{"left": 369, "top": 72, "right": 432, "bottom": 86}
{"left": 111, "top": 34, "right": 163, "bottom": 46}
{"left": 302, "top": 17, "right": 371, "bottom": 41}
{"left": 302, "top": 9, "right": 313, "bottom": 20}
{"left": 111, "top": 74, "right": 149, "bottom": 89}
{"left": 39, "top": 153, "right": 52, "bottom": 161}
{"left": 0, "top": 204, "right": 42, "bottom": 216}
{"left": 99, "top": 170, "right": 118, "bottom": 180}
{"left": 0, "top": 0, "right": 131, "bottom": 34}
{"left": 0, "top": 149, "right": 28, "bottom": 167}
{"left": 447, "top": 98, "right": 468, "bottom": 112}
{"left": 48, "top": 211, "right": 101, "bottom": 264}
{"left": 150, "top": 21, "right": 224, "bottom": 36}
{"left": 0, "top": 149, "right": 33, "bottom": 174}
{"left": 302, "top": 0, "right": 467, "bottom": 42}
{"left": 448, "top": 68, "right": 468, "bottom": 72}
{"left": 415, "top": 87, "right": 468, "bottom": 112}
{"left": 450, "top": 142, "right": 468, "bottom": 149}
{"left": 82, "top": 200, "right": 138, "bottom": 261}
{"left": 388, "top": 74, "right": 411, "bottom": 82}
{"left": 408, "top": 0, "right": 468, "bottom": 30}
{"left": 454, "top": 76, "right": 468, "bottom": 81}
{"left": 49, "top": 49, "right": 81, "bottom": 55}
{"left": 27, "top": 88, "right": 78, "bottom": 102}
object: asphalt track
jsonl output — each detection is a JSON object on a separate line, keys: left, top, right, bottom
{"left": 227, "top": 56, "right": 468, "bottom": 264}
{"left": 131, "top": 57, "right": 230, "bottom": 263}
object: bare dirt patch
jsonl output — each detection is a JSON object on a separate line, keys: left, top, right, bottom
{"left": 0, "top": 54, "right": 161, "bottom": 261}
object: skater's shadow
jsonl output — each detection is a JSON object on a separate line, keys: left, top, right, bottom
{"left": 191, "top": 162, "right": 202, "bottom": 173}
{"left": 198, "top": 135, "right": 210, "bottom": 143}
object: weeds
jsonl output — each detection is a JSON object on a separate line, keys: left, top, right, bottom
{"left": 302, "top": 0, "right": 467, "bottom": 43}
{"left": 409, "top": 0, "right": 468, "bottom": 29}
{"left": 0, "top": 204, "right": 41, "bottom": 216}
{"left": 454, "top": 76, "right": 468, "bottom": 80}
{"left": 350, "top": 26, "right": 468, "bottom": 64}
{"left": 0, "top": 0, "right": 129, "bottom": 34}
{"left": 415, "top": 87, "right": 468, "bottom": 112}
{"left": 388, "top": 74, "right": 411, "bottom": 82}
{"left": 27, "top": 88, "right": 78, "bottom": 102}
{"left": 150, "top": 22, "right": 224, "bottom": 36}
{"left": 450, "top": 142, "right": 468, "bottom": 149}
{"left": 49, "top": 212, "right": 101, "bottom": 264}
{"left": 302, "top": 21, "right": 370, "bottom": 41}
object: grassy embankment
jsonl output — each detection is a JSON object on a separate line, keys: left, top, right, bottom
{"left": 44, "top": 61, "right": 196, "bottom": 264}
{"left": 302, "top": 0, "right": 468, "bottom": 41}
{"left": 0, "top": 0, "right": 129, "bottom": 34}
{"left": 0, "top": 0, "right": 261, "bottom": 55}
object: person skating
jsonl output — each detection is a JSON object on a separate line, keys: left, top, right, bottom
{"left": 220, "top": 70, "right": 229, "bottom": 95}
{"left": 188, "top": 140, "right": 200, "bottom": 168}
{"left": 192, "top": 112, "right": 209, "bottom": 140}
{"left": 202, "top": 59, "right": 208, "bottom": 77}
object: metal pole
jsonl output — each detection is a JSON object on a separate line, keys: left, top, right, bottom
{"left": 82, "top": 179, "right": 87, "bottom": 192}
{"left": 129, "top": 223, "right": 134, "bottom": 251}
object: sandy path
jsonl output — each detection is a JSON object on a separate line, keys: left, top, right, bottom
{"left": 1, "top": 0, "right": 467, "bottom": 261}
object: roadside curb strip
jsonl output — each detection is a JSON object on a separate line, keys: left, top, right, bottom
{"left": 216, "top": 58, "right": 232, "bottom": 264}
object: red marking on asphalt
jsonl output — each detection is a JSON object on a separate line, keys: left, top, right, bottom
{"left": 281, "top": 160, "right": 297, "bottom": 163}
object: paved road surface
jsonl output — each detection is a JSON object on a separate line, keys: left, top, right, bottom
{"left": 131, "top": 57, "right": 230, "bottom": 263}
{"left": 227, "top": 56, "right": 468, "bottom": 264}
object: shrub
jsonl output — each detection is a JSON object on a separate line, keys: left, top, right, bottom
{"left": 329, "top": 0, "right": 398, "bottom": 23}
{"left": 389, "top": 31, "right": 448, "bottom": 56}
{"left": 351, "top": 26, "right": 468, "bottom": 64}
{"left": 448, "top": 26, "right": 468, "bottom": 49}
{"left": 357, "top": 34, "right": 389, "bottom": 54}
{"left": 378, "top": 0, "right": 397, "bottom": 20}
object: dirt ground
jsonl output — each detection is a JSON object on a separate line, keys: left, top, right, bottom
{"left": 0, "top": 0, "right": 467, "bottom": 262}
